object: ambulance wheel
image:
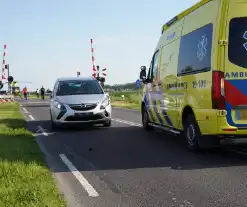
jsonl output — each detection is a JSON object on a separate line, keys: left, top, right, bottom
{"left": 183, "top": 114, "right": 201, "bottom": 152}
{"left": 142, "top": 107, "right": 153, "bottom": 131}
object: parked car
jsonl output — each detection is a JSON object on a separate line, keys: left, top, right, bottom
{"left": 50, "top": 77, "right": 112, "bottom": 128}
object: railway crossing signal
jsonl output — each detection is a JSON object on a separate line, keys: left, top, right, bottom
{"left": 92, "top": 65, "right": 107, "bottom": 82}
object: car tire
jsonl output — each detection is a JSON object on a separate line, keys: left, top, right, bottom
{"left": 142, "top": 106, "right": 153, "bottom": 131}
{"left": 183, "top": 114, "right": 201, "bottom": 152}
{"left": 103, "top": 120, "right": 111, "bottom": 127}
{"left": 51, "top": 119, "right": 58, "bottom": 129}
{"left": 50, "top": 111, "right": 58, "bottom": 130}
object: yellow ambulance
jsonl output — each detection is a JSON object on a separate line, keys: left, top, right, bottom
{"left": 139, "top": 0, "right": 247, "bottom": 151}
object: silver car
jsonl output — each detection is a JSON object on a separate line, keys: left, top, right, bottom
{"left": 50, "top": 77, "right": 112, "bottom": 129}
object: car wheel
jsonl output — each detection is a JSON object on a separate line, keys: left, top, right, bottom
{"left": 51, "top": 119, "right": 58, "bottom": 129}
{"left": 183, "top": 114, "right": 201, "bottom": 152}
{"left": 103, "top": 120, "right": 111, "bottom": 127}
{"left": 50, "top": 111, "right": 58, "bottom": 130}
{"left": 142, "top": 107, "right": 153, "bottom": 131}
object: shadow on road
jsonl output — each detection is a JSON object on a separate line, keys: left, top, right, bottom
{"left": 8, "top": 118, "right": 246, "bottom": 173}
{"left": 2, "top": 112, "right": 247, "bottom": 173}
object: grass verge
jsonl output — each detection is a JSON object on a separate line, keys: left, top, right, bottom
{"left": 111, "top": 100, "right": 141, "bottom": 111}
{"left": 0, "top": 103, "right": 66, "bottom": 207}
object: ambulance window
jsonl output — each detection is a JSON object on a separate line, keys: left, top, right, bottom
{"left": 151, "top": 50, "right": 160, "bottom": 80}
{"left": 177, "top": 23, "right": 213, "bottom": 75}
{"left": 228, "top": 17, "right": 247, "bottom": 68}
{"left": 147, "top": 62, "right": 153, "bottom": 80}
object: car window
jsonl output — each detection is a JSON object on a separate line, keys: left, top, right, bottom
{"left": 56, "top": 80, "right": 103, "bottom": 96}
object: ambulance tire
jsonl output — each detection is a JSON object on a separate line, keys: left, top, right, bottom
{"left": 183, "top": 114, "right": 201, "bottom": 152}
{"left": 142, "top": 107, "right": 153, "bottom": 131}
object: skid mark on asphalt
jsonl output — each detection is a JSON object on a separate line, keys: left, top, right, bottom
{"left": 59, "top": 154, "right": 99, "bottom": 197}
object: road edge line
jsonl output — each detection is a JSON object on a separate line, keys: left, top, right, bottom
{"left": 28, "top": 114, "right": 35, "bottom": 120}
{"left": 59, "top": 154, "right": 99, "bottom": 197}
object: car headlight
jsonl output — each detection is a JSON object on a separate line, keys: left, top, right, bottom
{"left": 100, "top": 97, "right": 110, "bottom": 109}
{"left": 53, "top": 101, "right": 66, "bottom": 110}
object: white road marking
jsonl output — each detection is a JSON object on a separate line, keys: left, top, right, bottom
{"left": 34, "top": 132, "right": 57, "bottom": 136}
{"left": 28, "top": 115, "right": 35, "bottom": 120}
{"left": 23, "top": 107, "right": 28, "bottom": 113}
{"left": 112, "top": 118, "right": 142, "bottom": 127}
{"left": 59, "top": 154, "right": 99, "bottom": 197}
{"left": 37, "top": 126, "right": 48, "bottom": 136}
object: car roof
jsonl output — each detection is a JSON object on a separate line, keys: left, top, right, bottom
{"left": 55, "top": 76, "right": 95, "bottom": 82}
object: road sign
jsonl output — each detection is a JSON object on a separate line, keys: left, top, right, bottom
{"left": 136, "top": 79, "right": 140, "bottom": 88}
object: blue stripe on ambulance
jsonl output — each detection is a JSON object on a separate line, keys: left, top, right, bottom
{"left": 157, "top": 85, "right": 173, "bottom": 126}
{"left": 144, "top": 94, "right": 155, "bottom": 121}
{"left": 150, "top": 91, "right": 163, "bottom": 125}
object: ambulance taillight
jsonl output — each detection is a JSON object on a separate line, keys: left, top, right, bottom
{"left": 212, "top": 71, "right": 225, "bottom": 110}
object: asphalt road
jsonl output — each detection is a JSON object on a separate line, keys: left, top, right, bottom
{"left": 19, "top": 99, "right": 247, "bottom": 207}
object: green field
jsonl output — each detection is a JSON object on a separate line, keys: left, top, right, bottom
{"left": 109, "top": 91, "right": 141, "bottom": 110}
{"left": 0, "top": 103, "right": 66, "bottom": 207}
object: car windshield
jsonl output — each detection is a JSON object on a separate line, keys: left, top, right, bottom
{"left": 56, "top": 80, "right": 103, "bottom": 96}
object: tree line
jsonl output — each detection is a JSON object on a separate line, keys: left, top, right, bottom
{"left": 104, "top": 82, "right": 143, "bottom": 91}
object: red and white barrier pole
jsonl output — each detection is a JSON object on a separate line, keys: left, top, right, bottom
{"left": 2, "top": 44, "right": 7, "bottom": 80}
{"left": 90, "top": 39, "right": 107, "bottom": 83}
{"left": 90, "top": 39, "right": 97, "bottom": 78}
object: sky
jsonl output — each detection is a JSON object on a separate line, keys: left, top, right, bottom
{"left": 1, "top": 0, "right": 200, "bottom": 90}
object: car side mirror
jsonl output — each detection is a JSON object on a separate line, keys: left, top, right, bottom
{"left": 140, "top": 66, "right": 147, "bottom": 83}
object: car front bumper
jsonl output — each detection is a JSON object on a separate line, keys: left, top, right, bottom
{"left": 51, "top": 103, "right": 112, "bottom": 125}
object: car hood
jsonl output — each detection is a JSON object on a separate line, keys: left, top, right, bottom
{"left": 56, "top": 94, "right": 105, "bottom": 105}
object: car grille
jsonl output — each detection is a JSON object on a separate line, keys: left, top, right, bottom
{"left": 69, "top": 103, "right": 97, "bottom": 111}
{"left": 65, "top": 113, "right": 103, "bottom": 121}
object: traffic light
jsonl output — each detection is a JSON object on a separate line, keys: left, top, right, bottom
{"left": 8, "top": 76, "right": 13, "bottom": 83}
{"left": 4, "top": 64, "right": 9, "bottom": 70}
